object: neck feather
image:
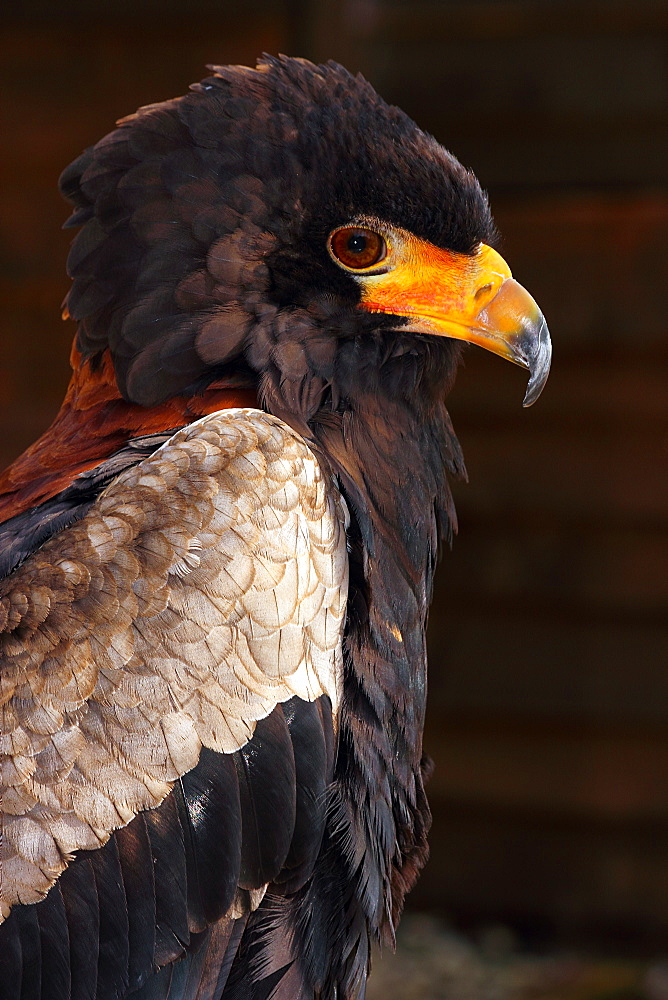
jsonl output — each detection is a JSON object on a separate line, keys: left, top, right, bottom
{"left": 308, "top": 341, "right": 465, "bottom": 938}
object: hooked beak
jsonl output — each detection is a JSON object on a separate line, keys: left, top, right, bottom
{"left": 357, "top": 237, "right": 552, "bottom": 406}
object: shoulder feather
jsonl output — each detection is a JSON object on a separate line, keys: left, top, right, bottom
{"left": 0, "top": 408, "right": 347, "bottom": 920}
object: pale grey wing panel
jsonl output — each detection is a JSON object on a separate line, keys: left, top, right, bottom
{"left": 0, "top": 408, "right": 347, "bottom": 919}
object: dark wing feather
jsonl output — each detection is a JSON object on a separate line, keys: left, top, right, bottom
{"left": 191, "top": 917, "right": 248, "bottom": 1000}
{"left": 274, "top": 698, "right": 329, "bottom": 893}
{"left": 15, "top": 905, "right": 42, "bottom": 1000}
{"left": 235, "top": 709, "right": 296, "bottom": 890}
{"left": 146, "top": 792, "right": 191, "bottom": 965}
{"left": 115, "top": 818, "right": 158, "bottom": 989}
{"left": 129, "top": 964, "right": 174, "bottom": 1000}
{"left": 91, "top": 835, "right": 131, "bottom": 998}
{"left": 36, "top": 886, "right": 71, "bottom": 1000}
{"left": 60, "top": 858, "right": 100, "bottom": 1000}
{"left": 0, "top": 910, "right": 22, "bottom": 1000}
{"left": 179, "top": 749, "right": 242, "bottom": 926}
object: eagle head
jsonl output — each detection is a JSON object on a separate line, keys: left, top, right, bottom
{"left": 60, "top": 55, "right": 550, "bottom": 427}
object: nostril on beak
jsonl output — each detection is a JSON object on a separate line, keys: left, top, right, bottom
{"left": 474, "top": 282, "right": 494, "bottom": 305}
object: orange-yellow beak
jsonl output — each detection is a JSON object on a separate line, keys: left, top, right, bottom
{"left": 357, "top": 234, "right": 551, "bottom": 406}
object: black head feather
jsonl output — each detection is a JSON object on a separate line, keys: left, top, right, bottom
{"left": 61, "top": 55, "right": 494, "bottom": 411}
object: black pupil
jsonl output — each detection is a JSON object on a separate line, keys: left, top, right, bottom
{"left": 347, "top": 233, "right": 368, "bottom": 255}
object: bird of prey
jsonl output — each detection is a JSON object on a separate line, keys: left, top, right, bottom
{"left": 0, "top": 56, "right": 550, "bottom": 1000}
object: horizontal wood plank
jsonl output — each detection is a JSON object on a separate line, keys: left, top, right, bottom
{"left": 433, "top": 523, "right": 667, "bottom": 617}
{"left": 427, "top": 606, "right": 668, "bottom": 722}
{"left": 425, "top": 719, "right": 668, "bottom": 820}
{"left": 413, "top": 799, "right": 668, "bottom": 948}
{"left": 451, "top": 425, "right": 667, "bottom": 523}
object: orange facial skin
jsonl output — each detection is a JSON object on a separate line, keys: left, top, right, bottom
{"left": 357, "top": 236, "right": 510, "bottom": 331}
{"left": 0, "top": 347, "right": 256, "bottom": 523}
{"left": 338, "top": 223, "right": 551, "bottom": 407}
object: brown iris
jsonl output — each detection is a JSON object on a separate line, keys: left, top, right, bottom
{"left": 329, "top": 227, "right": 387, "bottom": 270}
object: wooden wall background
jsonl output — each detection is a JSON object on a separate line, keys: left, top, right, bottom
{"left": 1, "top": 0, "right": 666, "bottom": 954}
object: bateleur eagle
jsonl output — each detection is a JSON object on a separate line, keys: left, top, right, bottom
{"left": 0, "top": 56, "right": 551, "bottom": 1000}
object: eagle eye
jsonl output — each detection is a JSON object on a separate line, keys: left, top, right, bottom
{"left": 329, "top": 227, "right": 387, "bottom": 271}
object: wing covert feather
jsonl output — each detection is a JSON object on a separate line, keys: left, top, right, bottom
{"left": 0, "top": 408, "right": 347, "bottom": 919}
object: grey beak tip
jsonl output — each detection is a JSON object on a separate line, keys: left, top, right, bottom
{"left": 521, "top": 315, "right": 552, "bottom": 407}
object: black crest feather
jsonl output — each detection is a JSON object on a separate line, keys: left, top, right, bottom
{"left": 60, "top": 55, "right": 493, "bottom": 407}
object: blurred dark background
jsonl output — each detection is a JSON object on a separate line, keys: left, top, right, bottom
{"left": 1, "top": 0, "right": 666, "bottom": 958}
